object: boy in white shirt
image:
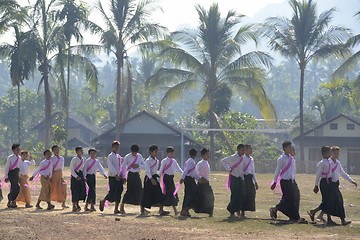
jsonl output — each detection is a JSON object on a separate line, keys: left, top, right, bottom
{"left": 193, "top": 147, "right": 214, "bottom": 217}
{"left": 69, "top": 146, "right": 86, "bottom": 212}
{"left": 16, "top": 150, "right": 35, "bottom": 207}
{"left": 4, "top": 143, "right": 21, "bottom": 208}
{"left": 50, "top": 145, "right": 68, "bottom": 208}
{"left": 84, "top": 148, "right": 107, "bottom": 212}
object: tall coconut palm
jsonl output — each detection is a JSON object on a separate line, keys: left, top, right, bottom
{"left": 145, "top": 3, "right": 276, "bottom": 162}
{"left": 0, "top": 26, "right": 39, "bottom": 143}
{"left": 333, "top": 11, "right": 360, "bottom": 81}
{"left": 94, "top": 0, "right": 166, "bottom": 139}
{"left": 0, "top": 0, "right": 22, "bottom": 34}
{"left": 262, "top": 0, "right": 350, "bottom": 168}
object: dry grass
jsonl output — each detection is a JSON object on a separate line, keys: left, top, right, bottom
{"left": 0, "top": 167, "right": 359, "bottom": 239}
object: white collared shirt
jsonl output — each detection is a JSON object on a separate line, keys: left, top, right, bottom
{"left": 83, "top": 158, "right": 107, "bottom": 179}
{"left": 107, "top": 152, "right": 124, "bottom": 177}
{"left": 50, "top": 155, "right": 65, "bottom": 171}
{"left": 315, "top": 158, "right": 332, "bottom": 186}
{"left": 181, "top": 158, "right": 198, "bottom": 180}
{"left": 4, "top": 154, "right": 21, "bottom": 178}
{"left": 243, "top": 154, "right": 257, "bottom": 183}
{"left": 330, "top": 158, "right": 353, "bottom": 183}
{"left": 144, "top": 156, "right": 159, "bottom": 179}
{"left": 273, "top": 153, "right": 296, "bottom": 182}
{"left": 221, "top": 153, "right": 245, "bottom": 179}
{"left": 196, "top": 159, "right": 210, "bottom": 181}
{"left": 70, "top": 156, "right": 84, "bottom": 178}
{"left": 19, "top": 160, "right": 36, "bottom": 175}
{"left": 159, "top": 157, "right": 183, "bottom": 176}
{"left": 121, "top": 153, "right": 145, "bottom": 173}
{"left": 32, "top": 159, "right": 53, "bottom": 178}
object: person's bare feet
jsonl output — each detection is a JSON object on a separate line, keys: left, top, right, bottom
{"left": 36, "top": 205, "right": 43, "bottom": 210}
{"left": 342, "top": 220, "right": 351, "bottom": 226}
{"left": 99, "top": 200, "right": 105, "bottom": 212}
{"left": 180, "top": 210, "right": 191, "bottom": 217}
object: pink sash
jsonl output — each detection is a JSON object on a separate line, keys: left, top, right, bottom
{"left": 32, "top": 160, "right": 52, "bottom": 190}
{"left": 332, "top": 162, "right": 339, "bottom": 173}
{"left": 243, "top": 157, "right": 252, "bottom": 172}
{"left": 173, "top": 160, "right": 195, "bottom": 196}
{"left": 74, "top": 158, "right": 83, "bottom": 172}
{"left": 86, "top": 159, "right": 97, "bottom": 172}
{"left": 145, "top": 159, "right": 158, "bottom": 182}
{"left": 321, "top": 161, "right": 331, "bottom": 184}
{"left": 0, "top": 156, "right": 19, "bottom": 189}
{"left": 226, "top": 157, "right": 243, "bottom": 191}
{"left": 127, "top": 154, "right": 139, "bottom": 172}
{"left": 161, "top": 158, "right": 174, "bottom": 194}
{"left": 53, "top": 155, "right": 62, "bottom": 171}
{"left": 270, "top": 155, "right": 293, "bottom": 195}
{"left": 117, "top": 154, "right": 123, "bottom": 178}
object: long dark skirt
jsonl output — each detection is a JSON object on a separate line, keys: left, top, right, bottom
{"left": 122, "top": 171, "right": 143, "bottom": 205}
{"left": 163, "top": 174, "right": 179, "bottom": 206}
{"left": 0, "top": 188, "right": 3, "bottom": 202}
{"left": 226, "top": 175, "right": 245, "bottom": 214}
{"left": 105, "top": 176, "right": 123, "bottom": 203}
{"left": 8, "top": 168, "right": 20, "bottom": 201}
{"left": 141, "top": 174, "right": 165, "bottom": 209}
{"left": 276, "top": 179, "right": 300, "bottom": 220}
{"left": 182, "top": 176, "right": 198, "bottom": 209}
{"left": 71, "top": 171, "right": 86, "bottom": 202}
{"left": 329, "top": 180, "right": 345, "bottom": 218}
{"left": 319, "top": 177, "right": 334, "bottom": 213}
{"left": 242, "top": 174, "right": 256, "bottom": 211}
{"left": 193, "top": 181, "right": 214, "bottom": 214}
{"left": 293, "top": 181, "right": 300, "bottom": 214}
{"left": 86, "top": 174, "right": 96, "bottom": 204}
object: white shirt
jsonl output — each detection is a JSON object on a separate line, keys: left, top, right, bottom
{"left": 144, "top": 156, "right": 159, "bottom": 179}
{"left": 4, "top": 154, "right": 21, "bottom": 178}
{"left": 273, "top": 153, "right": 296, "bottom": 182}
{"left": 196, "top": 159, "right": 210, "bottom": 181}
{"left": 315, "top": 158, "right": 332, "bottom": 186}
{"left": 221, "top": 153, "right": 245, "bottom": 179}
{"left": 243, "top": 154, "right": 257, "bottom": 183}
{"left": 107, "top": 152, "right": 124, "bottom": 177}
{"left": 181, "top": 158, "right": 198, "bottom": 180}
{"left": 330, "top": 159, "right": 353, "bottom": 183}
{"left": 70, "top": 156, "right": 85, "bottom": 178}
{"left": 19, "top": 160, "right": 36, "bottom": 175}
{"left": 50, "top": 155, "right": 65, "bottom": 171}
{"left": 159, "top": 157, "right": 183, "bottom": 176}
{"left": 121, "top": 153, "right": 145, "bottom": 174}
{"left": 32, "top": 159, "right": 53, "bottom": 178}
{"left": 83, "top": 158, "right": 107, "bottom": 179}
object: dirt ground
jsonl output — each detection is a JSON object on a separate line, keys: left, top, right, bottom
{"left": 0, "top": 170, "right": 359, "bottom": 240}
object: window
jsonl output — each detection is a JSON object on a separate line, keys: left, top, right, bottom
{"left": 330, "top": 123, "right": 338, "bottom": 130}
{"left": 347, "top": 124, "right": 355, "bottom": 130}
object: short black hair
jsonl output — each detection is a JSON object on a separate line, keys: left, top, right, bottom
{"left": 88, "top": 148, "right": 97, "bottom": 154}
{"left": 245, "top": 144, "right": 252, "bottom": 150}
{"left": 11, "top": 143, "right": 20, "bottom": 150}
{"left": 130, "top": 144, "right": 140, "bottom": 153}
{"left": 51, "top": 145, "right": 59, "bottom": 151}
{"left": 21, "top": 150, "right": 29, "bottom": 155}
{"left": 200, "top": 148, "right": 209, "bottom": 156}
{"left": 321, "top": 146, "right": 331, "bottom": 156}
{"left": 149, "top": 144, "right": 159, "bottom": 153}
{"left": 75, "top": 146, "right": 83, "bottom": 152}
{"left": 43, "top": 149, "right": 51, "bottom": 155}
{"left": 237, "top": 144, "right": 245, "bottom": 151}
{"left": 282, "top": 141, "right": 292, "bottom": 151}
{"left": 111, "top": 141, "right": 120, "bottom": 147}
{"left": 189, "top": 148, "right": 197, "bottom": 157}
{"left": 166, "top": 146, "right": 175, "bottom": 153}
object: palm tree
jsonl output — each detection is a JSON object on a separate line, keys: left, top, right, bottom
{"left": 333, "top": 11, "right": 360, "bottom": 81}
{"left": 145, "top": 3, "right": 276, "bottom": 162}
{"left": 94, "top": 0, "right": 166, "bottom": 139}
{"left": 0, "top": 26, "right": 39, "bottom": 143}
{"left": 262, "top": 0, "right": 349, "bottom": 168}
{"left": 0, "top": 0, "right": 22, "bottom": 34}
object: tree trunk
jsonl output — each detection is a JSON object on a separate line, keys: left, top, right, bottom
{"left": 17, "top": 83, "right": 20, "bottom": 144}
{"left": 299, "top": 66, "right": 305, "bottom": 172}
{"left": 44, "top": 60, "right": 51, "bottom": 149}
{"left": 115, "top": 56, "right": 123, "bottom": 140}
{"left": 65, "top": 43, "right": 71, "bottom": 156}
{"left": 209, "top": 96, "right": 216, "bottom": 166}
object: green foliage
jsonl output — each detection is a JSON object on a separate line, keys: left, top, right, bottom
{"left": 51, "top": 115, "right": 67, "bottom": 145}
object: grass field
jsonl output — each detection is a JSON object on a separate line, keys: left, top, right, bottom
{"left": 0, "top": 167, "right": 359, "bottom": 239}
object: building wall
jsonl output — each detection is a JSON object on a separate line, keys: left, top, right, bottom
{"left": 306, "top": 117, "right": 360, "bottom": 137}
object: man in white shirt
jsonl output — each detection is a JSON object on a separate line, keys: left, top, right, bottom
{"left": 50, "top": 145, "right": 68, "bottom": 208}
{"left": 4, "top": 143, "right": 21, "bottom": 208}
{"left": 120, "top": 144, "right": 145, "bottom": 214}
{"left": 270, "top": 141, "right": 306, "bottom": 223}
{"left": 16, "top": 150, "right": 35, "bottom": 208}
{"left": 221, "top": 144, "right": 246, "bottom": 218}
{"left": 69, "top": 146, "right": 86, "bottom": 212}
{"left": 241, "top": 144, "right": 258, "bottom": 217}
{"left": 193, "top": 147, "right": 214, "bottom": 217}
